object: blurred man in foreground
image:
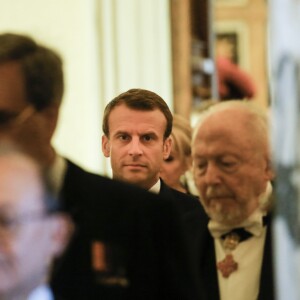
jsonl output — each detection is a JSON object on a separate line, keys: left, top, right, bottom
{"left": 0, "top": 142, "right": 71, "bottom": 300}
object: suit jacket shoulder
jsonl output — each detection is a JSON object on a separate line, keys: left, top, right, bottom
{"left": 159, "top": 179, "right": 201, "bottom": 215}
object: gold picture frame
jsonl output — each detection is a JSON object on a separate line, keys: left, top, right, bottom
{"left": 215, "top": 0, "right": 248, "bottom": 7}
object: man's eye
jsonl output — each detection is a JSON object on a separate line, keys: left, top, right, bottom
{"left": 118, "top": 134, "right": 129, "bottom": 141}
{"left": 0, "top": 112, "right": 16, "bottom": 125}
{"left": 0, "top": 216, "right": 15, "bottom": 229}
{"left": 197, "top": 161, "right": 207, "bottom": 169}
{"left": 220, "top": 160, "right": 237, "bottom": 171}
{"left": 165, "top": 156, "right": 174, "bottom": 162}
{"left": 195, "top": 161, "right": 207, "bottom": 174}
{"left": 142, "top": 135, "right": 153, "bottom": 142}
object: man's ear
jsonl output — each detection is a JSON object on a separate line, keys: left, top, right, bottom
{"left": 49, "top": 214, "right": 74, "bottom": 258}
{"left": 42, "top": 104, "right": 59, "bottom": 130}
{"left": 266, "top": 159, "right": 276, "bottom": 181}
{"left": 163, "top": 137, "right": 172, "bottom": 160}
{"left": 40, "top": 104, "right": 60, "bottom": 140}
{"left": 102, "top": 135, "right": 111, "bottom": 157}
{"left": 263, "top": 155, "right": 275, "bottom": 181}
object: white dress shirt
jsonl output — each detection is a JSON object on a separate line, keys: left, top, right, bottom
{"left": 215, "top": 226, "right": 267, "bottom": 300}
{"left": 209, "top": 182, "right": 272, "bottom": 300}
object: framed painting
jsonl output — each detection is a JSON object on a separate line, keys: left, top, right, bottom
{"left": 214, "top": 20, "right": 250, "bottom": 70}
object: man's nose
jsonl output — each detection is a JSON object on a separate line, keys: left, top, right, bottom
{"left": 128, "top": 138, "right": 143, "bottom": 155}
{"left": 204, "top": 162, "right": 221, "bottom": 185}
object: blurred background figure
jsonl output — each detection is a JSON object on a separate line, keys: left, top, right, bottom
{"left": 0, "top": 142, "right": 72, "bottom": 300}
{"left": 160, "top": 114, "right": 198, "bottom": 196}
{"left": 215, "top": 35, "right": 256, "bottom": 100}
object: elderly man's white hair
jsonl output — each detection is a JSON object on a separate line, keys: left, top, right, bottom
{"left": 192, "top": 100, "right": 269, "bottom": 150}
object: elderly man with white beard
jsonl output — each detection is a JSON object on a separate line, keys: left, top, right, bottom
{"left": 185, "top": 101, "right": 275, "bottom": 300}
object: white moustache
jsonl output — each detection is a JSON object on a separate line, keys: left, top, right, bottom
{"left": 206, "top": 186, "right": 233, "bottom": 199}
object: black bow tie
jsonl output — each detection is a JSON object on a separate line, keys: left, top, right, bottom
{"left": 209, "top": 214, "right": 270, "bottom": 240}
{"left": 221, "top": 227, "right": 253, "bottom": 242}
{"left": 220, "top": 215, "right": 269, "bottom": 242}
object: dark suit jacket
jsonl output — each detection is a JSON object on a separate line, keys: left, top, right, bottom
{"left": 184, "top": 205, "right": 275, "bottom": 300}
{"left": 50, "top": 160, "right": 200, "bottom": 300}
{"left": 159, "top": 179, "right": 201, "bottom": 216}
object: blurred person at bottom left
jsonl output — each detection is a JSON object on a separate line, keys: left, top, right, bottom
{"left": 0, "top": 142, "right": 72, "bottom": 300}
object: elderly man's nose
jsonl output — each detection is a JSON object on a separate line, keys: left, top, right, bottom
{"left": 204, "top": 163, "right": 221, "bottom": 184}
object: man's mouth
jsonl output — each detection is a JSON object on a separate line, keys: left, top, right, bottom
{"left": 124, "top": 164, "right": 146, "bottom": 168}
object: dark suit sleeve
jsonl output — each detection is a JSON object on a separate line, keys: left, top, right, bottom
{"left": 84, "top": 181, "right": 201, "bottom": 300}
{"left": 149, "top": 197, "right": 201, "bottom": 300}
{"left": 51, "top": 162, "right": 201, "bottom": 300}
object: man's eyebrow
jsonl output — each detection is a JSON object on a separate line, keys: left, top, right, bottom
{"left": 113, "top": 130, "right": 129, "bottom": 136}
{"left": 141, "top": 131, "right": 157, "bottom": 136}
{"left": 140, "top": 132, "right": 160, "bottom": 139}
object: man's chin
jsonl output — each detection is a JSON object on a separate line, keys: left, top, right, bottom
{"left": 120, "top": 175, "right": 148, "bottom": 189}
{"left": 0, "top": 280, "right": 13, "bottom": 295}
{"left": 206, "top": 204, "right": 243, "bottom": 225}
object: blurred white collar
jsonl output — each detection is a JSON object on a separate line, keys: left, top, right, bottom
{"left": 28, "top": 285, "right": 54, "bottom": 300}
{"left": 47, "top": 154, "right": 67, "bottom": 196}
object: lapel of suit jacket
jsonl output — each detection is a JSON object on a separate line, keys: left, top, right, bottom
{"left": 184, "top": 209, "right": 220, "bottom": 300}
{"left": 258, "top": 217, "right": 275, "bottom": 300}
{"left": 159, "top": 179, "right": 171, "bottom": 196}
{"left": 60, "top": 160, "right": 88, "bottom": 218}
{"left": 199, "top": 222, "right": 220, "bottom": 300}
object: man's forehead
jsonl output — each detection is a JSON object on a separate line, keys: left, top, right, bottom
{"left": 204, "top": 108, "right": 245, "bottom": 126}
{"left": 0, "top": 153, "right": 42, "bottom": 200}
{"left": 110, "top": 104, "right": 165, "bottom": 118}
{"left": 193, "top": 124, "right": 252, "bottom": 158}
{"left": 109, "top": 106, "right": 166, "bottom": 132}
{"left": 196, "top": 109, "right": 250, "bottom": 141}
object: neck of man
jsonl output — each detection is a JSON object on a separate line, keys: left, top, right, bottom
{"left": 0, "top": 270, "right": 47, "bottom": 300}
{"left": 0, "top": 283, "right": 38, "bottom": 300}
{"left": 34, "top": 145, "right": 56, "bottom": 169}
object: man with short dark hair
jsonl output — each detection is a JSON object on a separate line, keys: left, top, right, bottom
{"left": 102, "top": 88, "right": 201, "bottom": 214}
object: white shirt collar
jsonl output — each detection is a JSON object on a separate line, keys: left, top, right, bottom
{"left": 148, "top": 179, "right": 161, "bottom": 194}
{"left": 46, "top": 154, "right": 67, "bottom": 196}
{"left": 28, "top": 285, "right": 54, "bottom": 300}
